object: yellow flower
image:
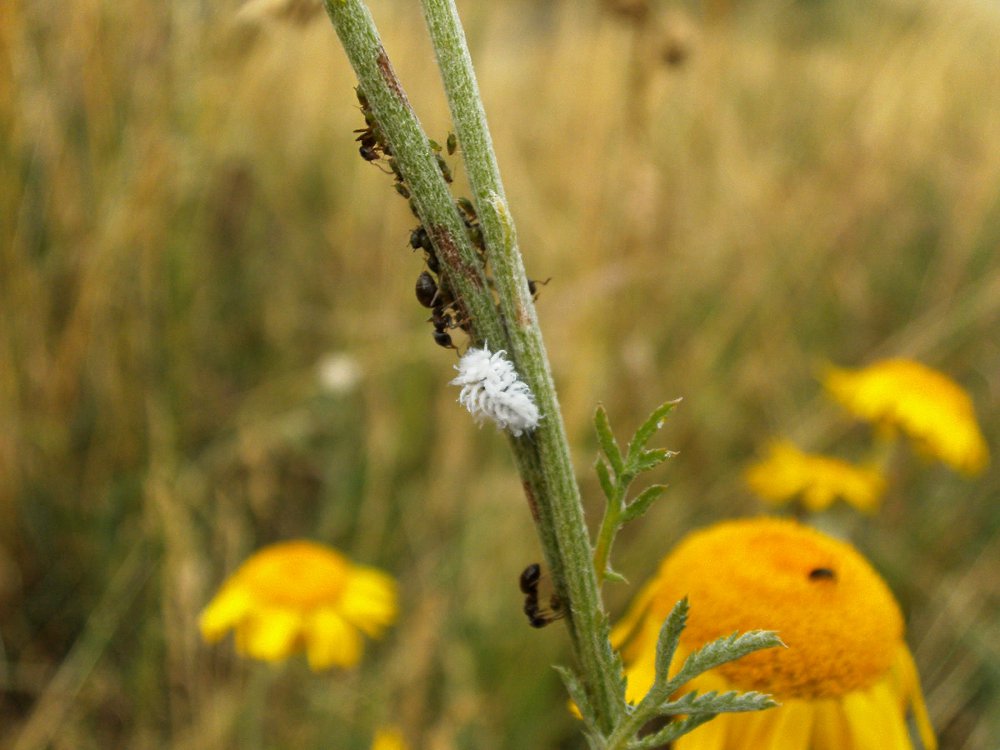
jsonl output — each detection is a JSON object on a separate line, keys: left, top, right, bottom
{"left": 745, "top": 440, "right": 886, "bottom": 513}
{"left": 612, "top": 518, "right": 936, "bottom": 750}
{"left": 824, "top": 359, "right": 988, "bottom": 475}
{"left": 371, "top": 727, "right": 409, "bottom": 750}
{"left": 199, "top": 540, "right": 397, "bottom": 671}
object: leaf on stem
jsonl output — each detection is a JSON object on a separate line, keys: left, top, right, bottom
{"left": 630, "top": 448, "right": 677, "bottom": 475}
{"left": 603, "top": 568, "right": 629, "bottom": 585}
{"left": 594, "top": 457, "right": 617, "bottom": 504}
{"left": 674, "top": 630, "right": 785, "bottom": 686}
{"left": 594, "top": 405, "right": 626, "bottom": 475}
{"left": 625, "top": 399, "right": 681, "bottom": 463}
{"left": 629, "top": 714, "right": 715, "bottom": 750}
{"left": 555, "top": 665, "right": 599, "bottom": 735}
{"left": 620, "top": 484, "right": 668, "bottom": 523}
{"left": 653, "top": 597, "right": 688, "bottom": 683}
{"left": 658, "top": 689, "right": 778, "bottom": 716}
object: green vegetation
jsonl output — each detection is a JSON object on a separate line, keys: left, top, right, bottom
{"left": 2, "top": 0, "right": 998, "bottom": 747}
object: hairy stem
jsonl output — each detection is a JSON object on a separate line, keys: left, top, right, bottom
{"left": 322, "top": 0, "right": 625, "bottom": 737}
{"left": 322, "top": 0, "right": 507, "bottom": 349}
{"left": 420, "top": 0, "right": 624, "bottom": 733}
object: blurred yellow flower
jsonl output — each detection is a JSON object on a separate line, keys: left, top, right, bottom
{"left": 825, "top": 359, "right": 988, "bottom": 475}
{"left": 745, "top": 440, "right": 886, "bottom": 513}
{"left": 371, "top": 727, "right": 408, "bottom": 750}
{"left": 199, "top": 540, "right": 397, "bottom": 671}
{"left": 613, "top": 518, "right": 936, "bottom": 750}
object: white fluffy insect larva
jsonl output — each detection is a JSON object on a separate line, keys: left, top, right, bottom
{"left": 450, "top": 346, "right": 541, "bottom": 437}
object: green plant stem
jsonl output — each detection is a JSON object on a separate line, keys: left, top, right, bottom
{"left": 321, "top": 0, "right": 506, "bottom": 349}
{"left": 419, "top": 0, "right": 624, "bottom": 734}
{"left": 322, "top": 0, "right": 625, "bottom": 736}
{"left": 592, "top": 498, "right": 622, "bottom": 588}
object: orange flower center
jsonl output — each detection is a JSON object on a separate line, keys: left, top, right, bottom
{"left": 650, "top": 519, "right": 903, "bottom": 699}
{"left": 236, "top": 540, "right": 350, "bottom": 609}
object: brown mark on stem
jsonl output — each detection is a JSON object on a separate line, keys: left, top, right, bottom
{"left": 514, "top": 299, "right": 532, "bottom": 328}
{"left": 522, "top": 480, "right": 540, "bottom": 523}
{"left": 428, "top": 224, "right": 483, "bottom": 291}
{"left": 376, "top": 47, "right": 407, "bottom": 103}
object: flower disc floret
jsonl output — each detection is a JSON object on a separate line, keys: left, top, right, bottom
{"left": 199, "top": 540, "right": 397, "bottom": 671}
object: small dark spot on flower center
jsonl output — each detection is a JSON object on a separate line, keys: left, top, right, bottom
{"left": 808, "top": 567, "right": 837, "bottom": 581}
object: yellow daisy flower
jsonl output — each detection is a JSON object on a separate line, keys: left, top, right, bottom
{"left": 745, "top": 440, "right": 886, "bottom": 513}
{"left": 371, "top": 727, "right": 409, "bottom": 750}
{"left": 612, "top": 518, "right": 936, "bottom": 750}
{"left": 824, "top": 359, "right": 988, "bottom": 475}
{"left": 199, "top": 540, "right": 397, "bottom": 671}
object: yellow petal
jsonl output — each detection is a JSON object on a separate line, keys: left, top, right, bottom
{"left": 305, "top": 607, "right": 363, "bottom": 670}
{"left": 339, "top": 567, "right": 398, "bottom": 637}
{"left": 610, "top": 575, "right": 660, "bottom": 652}
{"left": 740, "top": 700, "right": 813, "bottom": 750}
{"left": 892, "top": 645, "right": 938, "bottom": 750}
{"left": 235, "top": 607, "right": 302, "bottom": 662}
{"left": 841, "top": 679, "right": 911, "bottom": 750}
{"left": 199, "top": 585, "right": 253, "bottom": 642}
{"left": 673, "top": 709, "right": 729, "bottom": 750}
{"left": 811, "top": 698, "right": 852, "bottom": 750}
{"left": 371, "top": 727, "right": 408, "bottom": 750}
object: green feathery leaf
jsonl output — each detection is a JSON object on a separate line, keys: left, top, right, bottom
{"left": 621, "top": 484, "right": 668, "bottom": 523}
{"left": 594, "top": 405, "right": 626, "bottom": 475}
{"left": 625, "top": 399, "right": 681, "bottom": 462}
{"left": 654, "top": 597, "right": 689, "bottom": 683}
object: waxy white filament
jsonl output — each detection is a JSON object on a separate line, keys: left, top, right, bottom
{"left": 451, "top": 346, "right": 540, "bottom": 437}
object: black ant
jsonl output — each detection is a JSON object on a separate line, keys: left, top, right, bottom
{"left": 527, "top": 277, "right": 552, "bottom": 300}
{"left": 415, "top": 271, "right": 440, "bottom": 308}
{"left": 519, "top": 563, "right": 565, "bottom": 628}
{"left": 431, "top": 306, "right": 456, "bottom": 349}
{"left": 409, "top": 226, "right": 440, "bottom": 274}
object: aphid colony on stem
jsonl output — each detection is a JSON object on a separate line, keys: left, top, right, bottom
{"left": 352, "top": 84, "right": 548, "bottom": 353}
{"left": 353, "top": 85, "right": 471, "bottom": 351}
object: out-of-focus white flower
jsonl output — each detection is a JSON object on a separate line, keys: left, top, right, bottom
{"left": 317, "top": 353, "right": 362, "bottom": 394}
{"left": 450, "top": 346, "right": 540, "bottom": 437}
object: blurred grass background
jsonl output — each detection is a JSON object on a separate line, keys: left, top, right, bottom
{"left": 2, "top": 0, "right": 998, "bottom": 747}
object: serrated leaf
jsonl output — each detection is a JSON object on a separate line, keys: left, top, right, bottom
{"left": 594, "top": 457, "right": 616, "bottom": 504}
{"left": 625, "top": 399, "right": 681, "bottom": 461}
{"left": 621, "top": 484, "right": 668, "bottom": 523}
{"left": 594, "top": 405, "right": 625, "bottom": 475}
{"left": 675, "top": 630, "right": 784, "bottom": 684}
{"left": 603, "top": 567, "right": 629, "bottom": 585}
{"left": 654, "top": 597, "right": 689, "bottom": 682}
{"left": 659, "top": 689, "right": 777, "bottom": 716}
{"left": 629, "top": 448, "right": 677, "bottom": 476}
{"left": 554, "top": 665, "right": 599, "bottom": 734}
{"left": 630, "top": 714, "right": 715, "bottom": 749}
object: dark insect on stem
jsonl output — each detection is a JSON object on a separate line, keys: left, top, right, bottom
{"left": 415, "top": 271, "right": 440, "bottom": 308}
{"left": 435, "top": 153, "right": 453, "bottom": 183}
{"left": 519, "top": 563, "right": 565, "bottom": 628}
{"left": 432, "top": 328, "right": 455, "bottom": 349}
{"left": 456, "top": 197, "right": 485, "bottom": 251}
{"left": 528, "top": 277, "right": 552, "bottom": 300}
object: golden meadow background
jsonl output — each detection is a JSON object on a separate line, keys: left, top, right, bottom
{"left": 2, "top": 0, "right": 998, "bottom": 747}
